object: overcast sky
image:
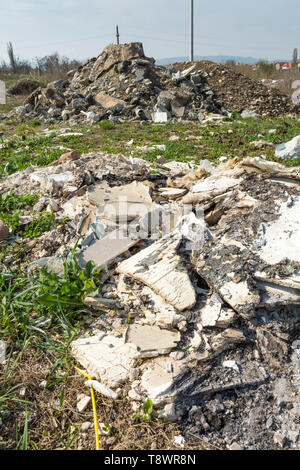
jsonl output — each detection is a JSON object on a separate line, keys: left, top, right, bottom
{"left": 0, "top": 0, "right": 299, "bottom": 63}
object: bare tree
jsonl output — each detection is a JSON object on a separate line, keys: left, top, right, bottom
{"left": 7, "top": 42, "right": 17, "bottom": 73}
{"left": 293, "top": 48, "right": 298, "bottom": 67}
{"left": 226, "top": 60, "right": 236, "bottom": 66}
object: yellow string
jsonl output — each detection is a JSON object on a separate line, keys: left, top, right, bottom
{"left": 74, "top": 365, "right": 101, "bottom": 450}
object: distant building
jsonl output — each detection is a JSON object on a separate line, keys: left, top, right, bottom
{"left": 275, "top": 62, "right": 293, "bottom": 70}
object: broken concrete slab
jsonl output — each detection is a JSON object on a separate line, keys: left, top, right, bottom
{"left": 84, "top": 380, "right": 119, "bottom": 400}
{"left": 158, "top": 187, "right": 188, "bottom": 199}
{"left": 124, "top": 324, "right": 180, "bottom": 358}
{"left": 200, "top": 293, "right": 236, "bottom": 328}
{"left": 191, "top": 175, "right": 242, "bottom": 195}
{"left": 152, "top": 111, "right": 168, "bottom": 123}
{"left": 218, "top": 280, "right": 260, "bottom": 318}
{"left": 139, "top": 356, "right": 185, "bottom": 405}
{"left": 88, "top": 181, "right": 153, "bottom": 206}
{"left": 138, "top": 286, "right": 186, "bottom": 328}
{"left": 117, "top": 232, "right": 196, "bottom": 311}
{"left": 210, "top": 329, "right": 246, "bottom": 354}
{"left": 88, "top": 180, "right": 154, "bottom": 223}
{"left": 94, "top": 92, "right": 126, "bottom": 110}
{"left": 83, "top": 296, "right": 119, "bottom": 310}
{"left": 71, "top": 332, "right": 139, "bottom": 388}
{"left": 256, "top": 198, "right": 300, "bottom": 265}
{"left": 78, "top": 229, "right": 139, "bottom": 269}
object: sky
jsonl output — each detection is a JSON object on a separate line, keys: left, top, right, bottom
{"left": 0, "top": 0, "right": 299, "bottom": 64}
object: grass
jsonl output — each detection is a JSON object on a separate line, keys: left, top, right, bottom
{"left": 0, "top": 110, "right": 300, "bottom": 449}
{"left": 0, "top": 246, "right": 101, "bottom": 344}
{"left": 0, "top": 246, "right": 102, "bottom": 448}
{"left": 1, "top": 114, "right": 300, "bottom": 182}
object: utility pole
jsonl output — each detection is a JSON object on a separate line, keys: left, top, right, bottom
{"left": 116, "top": 25, "right": 120, "bottom": 45}
{"left": 190, "top": 0, "right": 194, "bottom": 62}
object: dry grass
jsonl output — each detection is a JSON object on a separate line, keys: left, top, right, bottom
{"left": 0, "top": 348, "right": 217, "bottom": 451}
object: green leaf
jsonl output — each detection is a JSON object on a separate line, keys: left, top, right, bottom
{"left": 142, "top": 399, "right": 153, "bottom": 415}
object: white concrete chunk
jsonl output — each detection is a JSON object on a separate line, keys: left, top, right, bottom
{"left": 117, "top": 233, "right": 196, "bottom": 311}
{"left": 257, "top": 198, "right": 300, "bottom": 265}
{"left": 200, "top": 293, "right": 236, "bottom": 327}
{"left": 78, "top": 229, "right": 138, "bottom": 269}
{"left": 124, "top": 324, "right": 180, "bottom": 358}
{"left": 191, "top": 175, "right": 241, "bottom": 194}
{"left": 71, "top": 333, "right": 139, "bottom": 388}
{"left": 219, "top": 281, "right": 260, "bottom": 315}
{"left": 140, "top": 357, "right": 184, "bottom": 404}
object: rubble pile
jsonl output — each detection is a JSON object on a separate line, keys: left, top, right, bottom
{"left": 174, "top": 60, "right": 298, "bottom": 116}
{"left": 18, "top": 43, "right": 227, "bottom": 123}
{"left": 1, "top": 145, "right": 299, "bottom": 449}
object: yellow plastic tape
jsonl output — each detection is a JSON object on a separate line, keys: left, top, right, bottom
{"left": 74, "top": 365, "right": 101, "bottom": 450}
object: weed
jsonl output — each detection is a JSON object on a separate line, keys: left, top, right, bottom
{"left": 99, "top": 120, "right": 114, "bottom": 131}
{"left": 133, "top": 400, "right": 154, "bottom": 423}
{"left": 22, "top": 211, "right": 54, "bottom": 238}
{"left": 0, "top": 191, "right": 39, "bottom": 231}
{"left": 37, "top": 248, "right": 101, "bottom": 309}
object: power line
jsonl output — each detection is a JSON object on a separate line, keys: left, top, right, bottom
{"left": 190, "top": 0, "right": 194, "bottom": 61}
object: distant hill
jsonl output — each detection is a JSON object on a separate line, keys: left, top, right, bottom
{"left": 156, "top": 55, "right": 261, "bottom": 66}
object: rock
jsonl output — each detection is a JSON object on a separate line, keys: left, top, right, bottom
{"left": 222, "top": 360, "right": 240, "bottom": 373}
{"left": 256, "top": 198, "right": 300, "bottom": 265}
{"left": 57, "top": 150, "right": 81, "bottom": 165}
{"left": 275, "top": 135, "right": 300, "bottom": 159}
{"left": 88, "top": 180, "right": 154, "bottom": 223}
{"left": 152, "top": 111, "right": 168, "bottom": 123}
{"left": 124, "top": 324, "right": 180, "bottom": 358}
{"left": 81, "top": 422, "right": 92, "bottom": 432}
{"left": 273, "top": 433, "right": 287, "bottom": 448}
{"left": 27, "top": 256, "right": 64, "bottom": 276}
{"left": 94, "top": 93, "right": 126, "bottom": 110}
{"left": 241, "top": 109, "right": 260, "bottom": 118}
{"left": 200, "top": 293, "right": 236, "bottom": 327}
{"left": 218, "top": 280, "right": 260, "bottom": 319}
{"left": 140, "top": 356, "right": 185, "bottom": 404}
{"left": 158, "top": 188, "right": 187, "bottom": 199}
{"left": 169, "top": 135, "right": 180, "bottom": 142}
{"left": 249, "top": 139, "right": 275, "bottom": 149}
{"left": 210, "top": 329, "right": 246, "bottom": 354}
{"left": 227, "top": 442, "right": 243, "bottom": 450}
{"left": 77, "top": 394, "right": 91, "bottom": 412}
{"left": 0, "top": 220, "right": 9, "bottom": 240}
{"left": 15, "top": 106, "right": 27, "bottom": 116}
{"left": 158, "top": 403, "right": 178, "bottom": 422}
{"left": 172, "top": 435, "right": 185, "bottom": 448}
{"left": 191, "top": 175, "right": 241, "bottom": 196}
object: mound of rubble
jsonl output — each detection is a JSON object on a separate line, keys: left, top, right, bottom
{"left": 7, "top": 79, "right": 41, "bottom": 97}
{"left": 1, "top": 149, "right": 300, "bottom": 450}
{"left": 17, "top": 43, "right": 229, "bottom": 123}
{"left": 174, "top": 60, "right": 298, "bottom": 117}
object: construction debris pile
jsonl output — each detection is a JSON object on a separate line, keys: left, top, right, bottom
{"left": 174, "top": 60, "right": 298, "bottom": 117}
{"left": 1, "top": 142, "right": 299, "bottom": 450}
{"left": 15, "top": 43, "right": 228, "bottom": 123}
